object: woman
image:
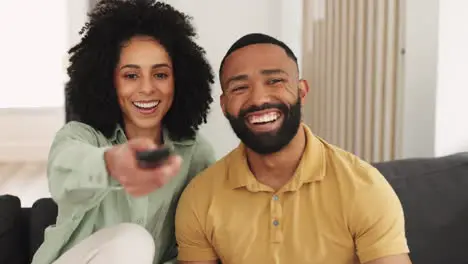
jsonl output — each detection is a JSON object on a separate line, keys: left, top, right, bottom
{"left": 31, "top": 1, "right": 215, "bottom": 264}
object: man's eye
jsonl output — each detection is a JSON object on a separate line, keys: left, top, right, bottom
{"left": 232, "top": 86, "right": 248, "bottom": 92}
{"left": 268, "top": 79, "right": 284, "bottom": 85}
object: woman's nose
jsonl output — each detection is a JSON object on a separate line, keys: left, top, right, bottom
{"left": 140, "top": 76, "right": 155, "bottom": 94}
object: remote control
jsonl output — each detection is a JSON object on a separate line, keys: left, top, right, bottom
{"left": 136, "top": 147, "right": 171, "bottom": 169}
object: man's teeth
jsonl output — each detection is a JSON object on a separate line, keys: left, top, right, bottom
{"left": 133, "top": 101, "right": 159, "bottom": 109}
{"left": 249, "top": 112, "right": 280, "bottom": 124}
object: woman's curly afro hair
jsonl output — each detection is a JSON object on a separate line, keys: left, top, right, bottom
{"left": 66, "top": 0, "right": 214, "bottom": 141}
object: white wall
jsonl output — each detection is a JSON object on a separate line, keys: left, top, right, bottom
{"left": 0, "top": 108, "right": 64, "bottom": 161}
{"left": 399, "top": 0, "right": 468, "bottom": 158}
{"left": 0, "top": 0, "right": 302, "bottom": 161}
{"left": 161, "top": 0, "right": 303, "bottom": 159}
{"left": 0, "top": 1, "right": 67, "bottom": 108}
{"left": 434, "top": 0, "right": 468, "bottom": 156}
{"left": 68, "top": 1, "right": 90, "bottom": 49}
{"left": 0, "top": 1, "right": 76, "bottom": 161}
{"left": 398, "top": 0, "right": 440, "bottom": 159}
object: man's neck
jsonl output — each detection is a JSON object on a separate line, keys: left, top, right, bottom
{"left": 246, "top": 126, "right": 306, "bottom": 191}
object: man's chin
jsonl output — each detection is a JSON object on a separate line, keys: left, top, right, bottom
{"left": 238, "top": 132, "right": 284, "bottom": 153}
{"left": 246, "top": 128, "right": 280, "bottom": 137}
{"left": 244, "top": 140, "right": 288, "bottom": 155}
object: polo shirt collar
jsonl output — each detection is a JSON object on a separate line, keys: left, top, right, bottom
{"left": 227, "top": 123, "right": 326, "bottom": 192}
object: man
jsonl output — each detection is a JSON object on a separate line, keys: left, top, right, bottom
{"left": 175, "top": 33, "right": 412, "bottom": 264}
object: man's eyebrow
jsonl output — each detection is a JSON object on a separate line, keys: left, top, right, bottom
{"left": 260, "top": 69, "right": 288, "bottom": 76}
{"left": 226, "top": 74, "right": 248, "bottom": 86}
{"left": 224, "top": 69, "right": 289, "bottom": 88}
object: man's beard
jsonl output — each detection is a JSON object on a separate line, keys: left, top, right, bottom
{"left": 225, "top": 96, "right": 302, "bottom": 155}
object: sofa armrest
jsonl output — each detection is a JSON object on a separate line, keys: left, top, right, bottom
{"left": 29, "top": 198, "right": 58, "bottom": 260}
{"left": 0, "top": 195, "right": 29, "bottom": 264}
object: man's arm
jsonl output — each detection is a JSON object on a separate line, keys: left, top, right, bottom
{"left": 350, "top": 168, "right": 411, "bottom": 264}
{"left": 178, "top": 261, "right": 217, "bottom": 264}
{"left": 364, "top": 254, "right": 412, "bottom": 264}
{"left": 175, "top": 175, "right": 219, "bottom": 263}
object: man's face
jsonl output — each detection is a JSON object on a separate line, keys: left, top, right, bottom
{"left": 220, "top": 44, "right": 308, "bottom": 155}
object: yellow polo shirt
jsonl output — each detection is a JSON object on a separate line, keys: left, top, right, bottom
{"left": 175, "top": 124, "right": 409, "bottom": 264}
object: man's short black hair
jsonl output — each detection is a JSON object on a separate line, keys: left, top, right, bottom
{"left": 219, "top": 33, "right": 298, "bottom": 78}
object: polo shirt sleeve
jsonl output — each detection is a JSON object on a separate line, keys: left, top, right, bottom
{"left": 175, "top": 180, "right": 218, "bottom": 262}
{"left": 350, "top": 168, "right": 410, "bottom": 263}
{"left": 47, "top": 121, "right": 111, "bottom": 205}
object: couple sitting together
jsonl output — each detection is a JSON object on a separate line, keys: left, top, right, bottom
{"left": 31, "top": 1, "right": 412, "bottom": 264}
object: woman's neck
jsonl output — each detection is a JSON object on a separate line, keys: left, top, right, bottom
{"left": 124, "top": 122, "right": 162, "bottom": 144}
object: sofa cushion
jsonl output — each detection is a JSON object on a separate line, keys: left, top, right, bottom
{"left": 0, "top": 195, "right": 28, "bottom": 264}
{"left": 29, "top": 198, "right": 58, "bottom": 259}
{"left": 374, "top": 153, "right": 468, "bottom": 264}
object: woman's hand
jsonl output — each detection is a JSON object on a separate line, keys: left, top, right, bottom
{"left": 104, "top": 138, "right": 182, "bottom": 197}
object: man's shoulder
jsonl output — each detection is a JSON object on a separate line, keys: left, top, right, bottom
{"left": 320, "top": 139, "right": 388, "bottom": 188}
{"left": 190, "top": 152, "right": 231, "bottom": 184}
{"left": 182, "top": 148, "right": 239, "bottom": 197}
{"left": 320, "top": 140, "right": 401, "bottom": 217}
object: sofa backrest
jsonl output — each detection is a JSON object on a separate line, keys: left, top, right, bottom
{"left": 374, "top": 152, "right": 468, "bottom": 264}
{"left": 28, "top": 198, "right": 58, "bottom": 259}
{"left": 0, "top": 196, "right": 57, "bottom": 264}
{"left": 0, "top": 195, "right": 30, "bottom": 264}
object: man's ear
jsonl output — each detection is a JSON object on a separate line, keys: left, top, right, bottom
{"left": 298, "top": 79, "right": 310, "bottom": 104}
{"left": 220, "top": 93, "right": 227, "bottom": 116}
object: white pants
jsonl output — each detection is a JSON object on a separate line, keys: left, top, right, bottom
{"left": 53, "top": 223, "right": 155, "bottom": 264}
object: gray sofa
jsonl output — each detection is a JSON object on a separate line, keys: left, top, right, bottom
{"left": 1, "top": 152, "right": 467, "bottom": 264}
{"left": 374, "top": 152, "right": 468, "bottom": 263}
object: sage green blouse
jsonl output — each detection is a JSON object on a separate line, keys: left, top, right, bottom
{"left": 31, "top": 121, "right": 215, "bottom": 264}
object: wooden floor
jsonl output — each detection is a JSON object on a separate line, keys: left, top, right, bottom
{"left": 0, "top": 162, "right": 50, "bottom": 207}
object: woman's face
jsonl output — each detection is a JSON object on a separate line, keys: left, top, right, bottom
{"left": 115, "top": 35, "right": 174, "bottom": 133}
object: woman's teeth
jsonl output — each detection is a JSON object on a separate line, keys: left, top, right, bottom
{"left": 133, "top": 101, "right": 159, "bottom": 109}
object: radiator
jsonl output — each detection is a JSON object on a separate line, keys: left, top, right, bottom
{"left": 302, "top": 0, "right": 405, "bottom": 163}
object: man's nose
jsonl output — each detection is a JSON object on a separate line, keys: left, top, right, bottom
{"left": 249, "top": 83, "right": 270, "bottom": 106}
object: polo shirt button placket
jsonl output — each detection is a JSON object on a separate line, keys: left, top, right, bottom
{"left": 270, "top": 193, "right": 283, "bottom": 243}
{"left": 272, "top": 195, "right": 280, "bottom": 228}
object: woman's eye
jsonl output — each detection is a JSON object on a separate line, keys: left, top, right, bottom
{"left": 154, "top": 73, "right": 168, "bottom": 79}
{"left": 124, "top": 73, "right": 138, "bottom": 80}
